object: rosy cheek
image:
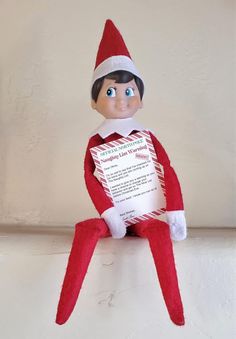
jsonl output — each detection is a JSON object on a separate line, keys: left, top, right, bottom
{"left": 130, "top": 97, "right": 139, "bottom": 105}
{"left": 101, "top": 98, "right": 109, "bottom": 108}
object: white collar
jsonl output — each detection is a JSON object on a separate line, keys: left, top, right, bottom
{"left": 91, "top": 118, "right": 146, "bottom": 138}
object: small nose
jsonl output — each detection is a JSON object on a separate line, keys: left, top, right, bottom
{"left": 116, "top": 97, "right": 127, "bottom": 110}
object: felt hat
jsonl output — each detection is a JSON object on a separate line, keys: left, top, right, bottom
{"left": 92, "top": 19, "right": 142, "bottom": 84}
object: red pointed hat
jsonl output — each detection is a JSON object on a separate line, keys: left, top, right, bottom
{"left": 92, "top": 19, "right": 142, "bottom": 84}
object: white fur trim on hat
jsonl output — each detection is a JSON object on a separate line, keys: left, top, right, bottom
{"left": 92, "top": 55, "right": 142, "bottom": 84}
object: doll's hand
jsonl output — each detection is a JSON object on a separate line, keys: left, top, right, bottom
{"left": 166, "top": 210, "right": 187, "bottom": 241}
{"left": 101, "top": 207, "right": 127, "bottom": 239}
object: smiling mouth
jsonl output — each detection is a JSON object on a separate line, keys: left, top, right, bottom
{"left": 118, "top": 106, "right": 127, "bottom": 111}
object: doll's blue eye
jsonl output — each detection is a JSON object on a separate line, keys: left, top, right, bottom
{"left": 125, "top": 87, "right": 135, "bottom": 97}
{"left": 106, "top": 87, "right": 116, "bottom": 97}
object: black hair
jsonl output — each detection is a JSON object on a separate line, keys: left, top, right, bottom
{"left": 91, "top": 70, "right": 144, "bottom": 102}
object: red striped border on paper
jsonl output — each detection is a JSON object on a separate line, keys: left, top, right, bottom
{"left": 90, "top": 131, "right": 166, "bottom": 225}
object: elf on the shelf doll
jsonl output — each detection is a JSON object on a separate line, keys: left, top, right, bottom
{"left": 56, "top": 19, "right": 187, "bottom": 326}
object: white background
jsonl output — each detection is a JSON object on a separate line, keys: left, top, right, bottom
{"left": 0, "top": 0, "right": 235, "bottom": 227}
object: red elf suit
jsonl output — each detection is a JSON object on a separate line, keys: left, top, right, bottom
{"left": 56, "top": 19, "right": 187, "bottom": 326}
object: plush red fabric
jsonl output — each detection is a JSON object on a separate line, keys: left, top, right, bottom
{"left": 56, "top": 218, "right": 184, "bottom": 326}
{"left": 56, "top": 130, "right": 185, "bottom": 326}
{"left": 131, "top": 219, "right": 184, "bottom": 325}
{"left": 94, "top": 19, "right": 132, "bottom": 69}
{"left": 56, "top": 219, "right": 109, "bottom": 325}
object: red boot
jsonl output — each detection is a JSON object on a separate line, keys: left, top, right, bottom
{"left": 56, "top": 218, "right": 109, "bottom": 325}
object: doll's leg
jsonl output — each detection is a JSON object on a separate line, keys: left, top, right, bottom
{"left": 131, "top": 219, "right": 184, "bottom": 326}
{"left": 56, "top": 218, "right": 109, "bottom": 325}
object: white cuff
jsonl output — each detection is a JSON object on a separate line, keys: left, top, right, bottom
{"left": 101, "top": 207, "right": 127, "bottom": 239}
{"left": 101, "top": 207, "right": 117, "bottom": 219}
{"left": 166, "top": 210, "right": 187, "bottom": 241}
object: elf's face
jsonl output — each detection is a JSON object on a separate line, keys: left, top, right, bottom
{"left": 91, "top": 78, "right": 143, "bottom": 119}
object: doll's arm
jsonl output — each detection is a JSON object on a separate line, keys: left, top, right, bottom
{"left": 149, "top": 132, "right": 187, "bottom": 241}
{"left": 84, "top": 135, "right": 126, "bottom": 238}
